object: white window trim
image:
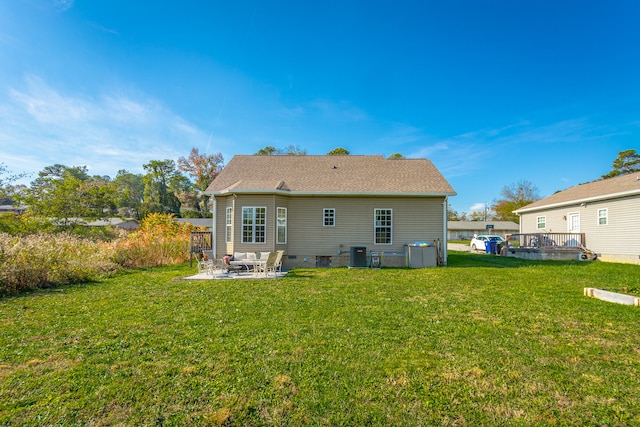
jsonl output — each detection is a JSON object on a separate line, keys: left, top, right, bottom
{"left": 225, "top": 207, "right": 232, "bottom": 243}
{"left": 242, "top": 206, "right": 267, "bottom": 244}
{"left": 374, "top": 208, "right": 393, "bottom": 245}
{"left": 536, "top": 216, "right": 546, "bottom": 229}
{"left": 323, "top": 208, "right": 336, "bottom": 227}
{"left": 277, "top": 207, "right": 287, "bottom": 244}
{"left": 597, "top": 208, "right": 608, "bottom": 226}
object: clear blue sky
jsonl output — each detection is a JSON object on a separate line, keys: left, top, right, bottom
{"left": 1, "top": 1, "right": 638, "bottom": 213}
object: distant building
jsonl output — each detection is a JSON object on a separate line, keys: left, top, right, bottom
{"left": 84, "top": 218, "right": 140, "bottom": 230}
{"left": 176, "top": 218, "right": 212, "bottom": 230}
{"left": 0, "top": 205, "right": 28, "bottom": 215}
{"left": 448, "top": 221, "right": 519, "bottom": 240}
{"left": 55, "top": 218, "right": 140, "bottom": 230}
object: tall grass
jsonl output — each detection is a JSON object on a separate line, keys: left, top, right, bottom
{"left": 0, "top": 232, "right": 119, "bottom": 295}
{"left": 0, "top": 214, "right": 196, "bottom": 296}
{"left": 104, "top": 213, "right": 194, "bottom": 268}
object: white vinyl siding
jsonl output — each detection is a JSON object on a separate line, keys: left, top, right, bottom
{"left": 374, "top": 208, "right": 392, "bottom": 245}
{"left": 517, "top": 195, "right": 640, "bottom": 262}
{"left": 242, "top": 206, "right": 266, "bottom": 243}
{"left": 598, "top": 208, "right": 608, "bottom": 225}
{"left": 277, "top": 207, "right": 287, "bottom": 244}
{"left": 225, "top": 207, "right": 232, "bottom": 242}
{"left": 323, "top": 208, "right": 335, "bottom": 227}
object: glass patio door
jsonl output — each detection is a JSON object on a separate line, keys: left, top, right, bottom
{"left": 568, "top": 213, "right": 580, "bottom": 232}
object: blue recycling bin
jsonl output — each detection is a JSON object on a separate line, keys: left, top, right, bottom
{"left": 485, "top": 240, "right": 497, "bottom": 254}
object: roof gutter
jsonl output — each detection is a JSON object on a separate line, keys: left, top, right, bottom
{"left": 207, "top": 189, "right": 457, "bottom": 197}
{"left": 514, "top": 188, "right": 640, "bottom": 214}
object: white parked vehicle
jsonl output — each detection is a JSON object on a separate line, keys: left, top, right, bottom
{"left": 470, "top": 234, "right": 505, "bottom": 251}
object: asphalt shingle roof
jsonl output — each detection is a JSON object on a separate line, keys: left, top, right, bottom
{"left": 516, "top": 173, "right": 640, "bottom": 213}
{"left": 206, "top": 155, "right": 456, "bottom": 196}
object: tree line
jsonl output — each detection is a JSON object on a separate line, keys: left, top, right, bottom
{"left": 1, "top": 147, "right": 637, "bottom": 226}
{"left": 0, "top": 146, "right": 365, "bottom": 225}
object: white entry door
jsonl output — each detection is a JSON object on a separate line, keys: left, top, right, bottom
{"left": 568, "top": 213, "right": 580, "bottom": 232}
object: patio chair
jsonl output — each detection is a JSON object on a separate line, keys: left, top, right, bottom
{"left": 208, "top": 258, "right": 229, "bottom": 278}
{"left": 196, "top": 252, "right": 214, "bottom": 274}
{"left": 273, "top": 250, "right": 284, "bottom": 274}
{"left": 255, "top": 251, "right": 278, "bottom": 277}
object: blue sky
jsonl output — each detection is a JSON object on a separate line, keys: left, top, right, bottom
{"left": 1, "top": 1, "right": 638, "bottom": 213}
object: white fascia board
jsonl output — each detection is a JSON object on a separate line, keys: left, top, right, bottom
{"left": 210, "top": 189, "right": 456, "bottom": 197}
{"left": 515, "top": 189, "right": 640, "bottom": 214}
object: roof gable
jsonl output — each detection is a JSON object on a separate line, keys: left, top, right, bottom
{"left": 516, "top": 173, "right": 640, "bottom": 213}
{"left": 206, "top": 155, "right": 456, "bottom": 196}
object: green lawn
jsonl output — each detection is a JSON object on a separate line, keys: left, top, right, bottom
{"left": 1, "top": 253, "right": 639, "bottom": 426}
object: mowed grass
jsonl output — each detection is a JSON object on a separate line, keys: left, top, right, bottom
{"left": 1, "top": 253, "right": 639, "bottom": 426}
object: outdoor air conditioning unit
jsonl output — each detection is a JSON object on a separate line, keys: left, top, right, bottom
{"left": 350, "top": 246, "right": 367, "bottom": 267}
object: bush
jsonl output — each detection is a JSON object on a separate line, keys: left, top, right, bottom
{"left": 0, "top": 232, "right": 120, "bottom": 296}
{"left": 105, "top": 213, "right": 194, "bottom": 268}
{"left": 0, "top": 212, "right": 57, "bottom": 235}
{"left": 0, "top": 214, "right": 196, "bottom": 296}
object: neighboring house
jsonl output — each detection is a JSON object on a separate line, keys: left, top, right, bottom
{"left": 176, "top": 218, "right": 213, "bottom": 230}
{"left": 205, "top": 155, "right": 456, "bottom": 268}
{"left": 0, "top": 205, "right": 28, "bottom": 215}
{"left": 447, "top": 221, "right": 519, "bottom": 240}
{"left": 62, "top": 218, "right": 140, "bottom": 230}
{"left": 514, "top": 173, "right": 640, "bottom": 264}
{"left": 88, "top": 218, "right": 140, "bottom": 230}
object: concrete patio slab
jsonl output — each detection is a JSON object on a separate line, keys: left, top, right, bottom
{"left": 180, "top": 271, "right": 288, "bottom": 280}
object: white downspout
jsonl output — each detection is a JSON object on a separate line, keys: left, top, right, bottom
{"left": 443, "top": 197, "right": 448, "bottom": 266}
{"left": 211, "top": 195, "right": 217, "bottom": 260}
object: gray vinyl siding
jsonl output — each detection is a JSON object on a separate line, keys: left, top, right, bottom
{"left": 519, "top": 194, "right": 640, "bottom": 261}
{"left": 588, "top": 196, "right": 640, "bottom": 256}
{"left": 286, "top": 196, "right": 445, "bottom": 255}
{"left": 214, "top": 194, "right": 285, "bottom": 257}
{"left": 214, "top": 193, "right": 446, "bottom": 262}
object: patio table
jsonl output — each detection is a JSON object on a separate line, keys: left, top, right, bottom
{"left": 242, "top": 259, "right": 267, "bottom": 276}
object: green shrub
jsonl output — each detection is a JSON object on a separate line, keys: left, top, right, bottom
{"left": 0, "top": 212, "right": 56, "bottom": 235}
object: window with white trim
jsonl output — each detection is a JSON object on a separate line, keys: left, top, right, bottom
{"left": 277, "top": 207, "right": 287, "bottom": 244}
{"left": 374, "top": 208, "right": 392, "bottom": 244}
{"left": 598, "top": 208, "right": 608, "bottom": 225}
{"left": 536, "top": 216, "right": 546, "bottom": 229}
{"left": 242, "top": 207, "right": 266, "bottom": 243}
{"left": 323, "top": 208, "right": 335, "bottom": 227}
{"left": 225, "top": 207, "right": 232, "bottom": 242}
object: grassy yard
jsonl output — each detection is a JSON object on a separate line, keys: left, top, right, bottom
{"left": 1, "top": 253, "right": 639, "bottom": 426}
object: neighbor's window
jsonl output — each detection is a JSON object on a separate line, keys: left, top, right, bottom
{"left": 536, "top": 216, "right": 546, "bottom": 229}
{"left": 225, "top": 207, "right": 232, "bottom": 242}
{"left": 242, "top": 207, "right": 266, "bottom": 243}
{"left": 598, "top": 208, "right": 608, "bottom": 225}
{"left": 277, "top": 207, "right": 287, "bottom": 244}
{"left": 323, "top": 208, "right": 335, "bottom": 226}
{"left": 374, "top": 208, "right": 392, "bottom": 244}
